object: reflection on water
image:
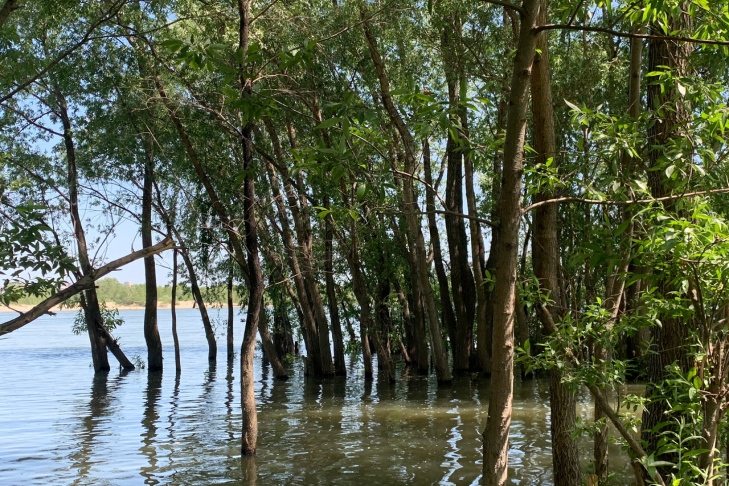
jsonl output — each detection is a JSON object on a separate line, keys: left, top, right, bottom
{"left": 0, "top": 309, "right": 634, "bottom": 485}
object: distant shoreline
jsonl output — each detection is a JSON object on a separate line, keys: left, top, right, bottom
{"left": 0, "top": 300, "right": 202, "bottom": 314}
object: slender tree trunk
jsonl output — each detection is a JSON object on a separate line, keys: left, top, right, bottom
{"left": 324, "top": 203, "right": 347, "bottom": 376}
{"left": 227, "top": 263, "right": 235, "bottom": 361}
{"left": 238, "top": 0, "right": 260, "bottom": 456}
{"left": 530, "top": 2, "right": 581, "bottom": 484}
{"left": 422, "top": 138, "right": 457, "bottom": 363}
{"left": 172, "top": 229, "right": 217, "bottom": 362}
{"left": 483, "top": 1, "right": 540, "bottom": 484}
{"left": 442, "top": 15, "right": 476, "bottom": 373}
{"left": 142, "top": 138, "right": 163, "bottom": 372}
{"left": 363, "top": 16, "right": 451, "bottom": 384}
{"left": 171, "top": 249, "right": 181, "bottom": 374}
{"left": 56, "top": 89, "right": 109, "bottom": 373}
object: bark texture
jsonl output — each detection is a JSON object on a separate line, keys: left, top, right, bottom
{"left": 482, "top": 1, "right": 540, "bottom": 483}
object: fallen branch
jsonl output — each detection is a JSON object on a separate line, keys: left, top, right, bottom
{"left": 0, "top": 237, "right": 174, "bottom": 336}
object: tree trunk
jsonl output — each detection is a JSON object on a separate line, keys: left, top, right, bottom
{"left": 422, "top": 138, "right": 457, "bottom": 365}
{"left": 171, "top": 249, "right": 181, "bottom": 374}
{"left": 641, "top": 8, "right": 694, "bottom": 469}
{"left": 258, "top": 299, "right": 288, "bottom": 380}
{"left": 483, "top": 1, "right": 540, "bottom": 484}
{"left": 142, "top": 138, "right": 163, "bottom": 372}
{"left": 227, "top": 263, "right": 235, "bottom": 361}
{"left": 238, "top": 0, "right": 260, "bottom": 456}
{"left": 442, "top": 15, "right": 476, "bottom": 373}
{"left": 362, "top": 16, "right": 451, "bottom": 384}
{"left": 172, "top": 229, "right": 217, "bottom": 362}
{"left": 530, "top": 2, "right": 581, "bottom": 484}
{"left": 57, "top": 89, "right": 109, "bottom": 373}
{"left": 324, "top": 202, "right": 347, "bottom": 376}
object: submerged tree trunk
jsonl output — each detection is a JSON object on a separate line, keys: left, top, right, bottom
{"left": 363, "top": 15, "right": 451, "bottom": 384}
{"left": 483, "top": 1, "right": 540, "bottom": 484}
{"left": 422, "top": 138, "right": 457, "bottom": 365}
{"left": 142, "top": 138, "right": 163, "bottom": 373}
{"left": 56, "top": 88, "right": 109, "bottom": 374}
{"left": 324, "top": 202, "right": 347, "bottom": 376}
{"left": 530, "top": 2, "right": 581, "bottom": 484}
{"left": 442, "top": 15, "right": 476, "bottom": 373}
{"left": 173, "top": 231, "right": 217, "bottom": 362}
{"left": 171, "top": 249, "right": 181, "bottom": 374}
{"left": 227, "top": 263, "right": 235, "bottom": 361}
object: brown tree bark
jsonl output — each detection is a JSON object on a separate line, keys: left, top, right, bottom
{"left": 640, "top": 8, "right": 694, "bottom": 470}
{"left": 324, "top": 200, "right": 347, "bottom": 376}
{"left": 171, "top": 249, "right": 181, "bottom": 374}
{"left": 482, "top": 1, "right": 540, "bottom": 484}
{"left": 362, "top": 15, "right": 451, "bottom": 384}
{"left": 56, "top": 89, "right": 109, "bottom": 373}
{"left": 442, "top": 15, "right": 476, "bottom": 372}
{"left": 530, "top": 2, "right": 581, "bottom": 484}
{"left": 142, "top": 138, "right": 163, "bottom": 372}
{"left": 238, "top": 0, "right": 260, "bottom": 456}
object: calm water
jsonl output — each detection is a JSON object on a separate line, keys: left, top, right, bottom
{"left": 0, "top": 308, "right": 633, "bottom": 485}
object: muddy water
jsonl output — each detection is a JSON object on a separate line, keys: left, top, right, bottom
{"left": 0, "top": 309, "right": 634, "bottom": 485}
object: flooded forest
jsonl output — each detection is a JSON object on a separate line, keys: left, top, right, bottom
{"left": 2, "top": 1, "right": 729, "bottom": 485}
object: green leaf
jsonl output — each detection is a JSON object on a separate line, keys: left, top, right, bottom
{"left": 315, "top": 118, "right": 341, "bottom": 130}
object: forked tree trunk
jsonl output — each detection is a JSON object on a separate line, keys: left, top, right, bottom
{"left": 483, "top": 1, "right": 540, "bottom": 484}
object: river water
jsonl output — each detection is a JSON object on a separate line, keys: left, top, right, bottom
{"left": 0, "top": 308, "right": 634, "bottom": 485}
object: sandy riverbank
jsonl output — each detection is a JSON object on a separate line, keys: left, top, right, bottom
{"left": 1, "top": 300, "right": 200, "bottom": 313}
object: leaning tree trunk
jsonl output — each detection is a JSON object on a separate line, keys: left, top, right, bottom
{"left": 172, "top": 229, "right": 217, "bottom": 362}
{"left": 483, "top": 1, "right": 540, "bottom": 484}
{"left": 530, "top": 2, "right": 581, "bottom": 485}
{"left": 56, "top": 88, "right": 109, "bottom": 373}
{"left": 363, "top": 15, "right": 451, "bottom": 384}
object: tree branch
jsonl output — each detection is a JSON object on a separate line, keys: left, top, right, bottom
{"left": 0, "top": 0, "right": 128, "bottom": 103}
{"left": 522, "top": 187, "right": 729, "bottom": 214}
{"left": 0, "top": 237, "right": 174, "bottom": 336}
{"left": 478, "top": 0, "right": 526, "bottom": 17}
{"left": 533, "top": 23, "right": 729, "bottom": 46}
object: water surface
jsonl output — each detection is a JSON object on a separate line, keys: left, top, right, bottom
{"left": 0, "top": 308, "right": 633, "bottom": 485}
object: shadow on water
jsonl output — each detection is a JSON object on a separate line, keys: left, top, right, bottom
{"left": 140, "top": 371, "right": 163, "bottom": 485}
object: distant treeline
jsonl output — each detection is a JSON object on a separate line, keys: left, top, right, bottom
{"left": 14, "top": 278, "right": 245, "bottom": 307}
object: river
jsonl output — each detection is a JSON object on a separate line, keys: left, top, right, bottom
{"left": 0, "top": 308, "right": 634, "bottom": 485}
